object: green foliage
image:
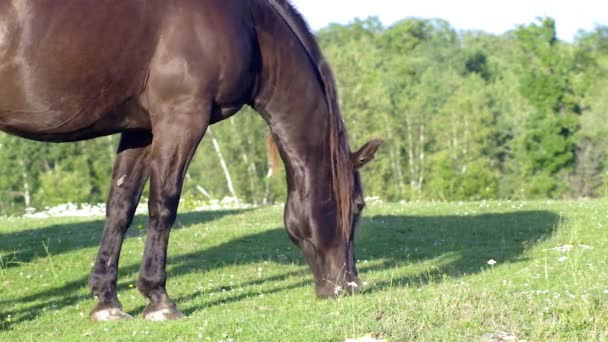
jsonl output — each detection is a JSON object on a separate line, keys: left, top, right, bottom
{"left": 33, "top": 168, "right": 93, "bottom": 207}
{"left": 427, "top": 153, "right": 498, "bottom": 201}
{"left": 1, "top": 17, "right": 608, "bottom": 212}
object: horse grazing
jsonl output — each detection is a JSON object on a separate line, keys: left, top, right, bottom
{"left": 0, "top": 0, "right": 382, "bottom": 321}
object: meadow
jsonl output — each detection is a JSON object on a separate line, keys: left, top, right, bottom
{"left": 1, "top": 200, "right": 607, "bottom": 341}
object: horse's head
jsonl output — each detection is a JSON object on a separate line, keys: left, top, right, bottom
{"left": 285, "top": 138, "right": 383, "bottom": 298}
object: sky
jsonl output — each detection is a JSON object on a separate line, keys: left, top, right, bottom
{"left": 290, "top": 0, "right": 606, "bottom": 41}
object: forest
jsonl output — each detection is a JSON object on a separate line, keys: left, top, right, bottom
{"left": 1, "top": 17, "right": 607, "bottom": 214}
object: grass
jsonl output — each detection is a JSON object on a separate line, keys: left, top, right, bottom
{"left": 0, "top": 200, "right": 607, "bottom": 341}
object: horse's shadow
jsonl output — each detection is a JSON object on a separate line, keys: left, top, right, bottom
{"left": 0, "top": 208, "right": 559, "bottom": 329}
{"left": 0, "top": 209, "right": 250, "bottom": 266}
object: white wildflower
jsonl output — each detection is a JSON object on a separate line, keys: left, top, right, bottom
{"left": 487, "top": 259, "right": 497, "bottom": 266}
{"left": 346, "top": 282, "right": 358, "bottom": 288}
{"left": 334, "top": 286, "right": 342, "bottom": 295}
{"left": 548, "top": 245, "right": 574, "bottom": 253}
{"left": 345, "top": 335, "right": 386, "bottom": 342}
{"left": 558, "top": 256, "right": 567, "bottom": 263}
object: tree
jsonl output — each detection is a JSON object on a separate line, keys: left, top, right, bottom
{"left": 512, "top": 18, "right": 582, "bottom": 198}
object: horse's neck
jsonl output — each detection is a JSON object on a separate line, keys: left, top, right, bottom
{"left": 251, "top": 2, "right": 330, "bottom": 170}
{"left": 250, "top": 1, "right": 354, "bottom": 232}
{"left": 254, "top": 61, "right": 330, "bottom": 184}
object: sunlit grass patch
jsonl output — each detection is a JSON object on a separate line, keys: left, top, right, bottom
{"left": 1, "top": 200, "right": 607, "bottom": 340}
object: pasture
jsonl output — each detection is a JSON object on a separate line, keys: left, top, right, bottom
{"left": 1, "top": 200, "right": 607, "bottom": 341}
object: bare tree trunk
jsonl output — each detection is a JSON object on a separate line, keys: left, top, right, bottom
{"left": 18, "top": 158, "right": 31, "bottom": 208}
{"left": 186, "top": 172, "right": 213, "bottom": 200}
{"left": 462, "top": 113, "right": 469, "bottom": 174}
{"left": 418, "top": 119, "right": 425, "bottom": 191}
{"left": 230, "top": 118, "right": 258, "bottom": 203}
{"left": 237, "top": 136, "right": 258, "bottom": 204}
{"left": 208, "top": 128, "right": 239, "bottom": 204}
{"left": 451, "top": 112, "right": 458, "bottom": 156}
{"left": 249, "top": 163, "right": 260, "bottom": 205}
{"left": 107, "top": 135, "right": 115, "bottom": 161}
{"left": 394, "top": 144, "right": 405, "bottom": 196}
{"left": 195, "top": 185, "right": 213, "bottom": 200}
{"left": 390, "top": 145, "right": 405, "bottom": 193}
{"left": 385, "top": 112, "right": 405, "bottom": 196}
{"left": 239, "top": 151, "right": 257, "bottom": 205}
{"left": 405, "top": 113, "right": 417, "bottom": 194}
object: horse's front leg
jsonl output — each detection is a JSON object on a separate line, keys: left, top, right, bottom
{"left": 89, "top": 131, "right": 152, "bottom": 321}
{"left": 137, "top": 106, "right": 210, "bottom": 321}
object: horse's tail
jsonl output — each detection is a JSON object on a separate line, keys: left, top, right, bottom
{"left": 266, "top": 131, "right": 280, "bottom": 178}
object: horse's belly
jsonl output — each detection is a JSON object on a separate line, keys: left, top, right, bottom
{"left": 0, "top": 67, "right": 123, "bottom": 140}
{"left": 0, "top": 107, "right": 107, "bottom": 141}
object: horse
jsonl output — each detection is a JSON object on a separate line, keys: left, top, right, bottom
{"left": 0, "top": 0, "right": 382, "bottom": 321}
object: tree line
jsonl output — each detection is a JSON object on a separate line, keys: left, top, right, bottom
{"left": 1, "top": 17, "right": 607, "bottom": 213}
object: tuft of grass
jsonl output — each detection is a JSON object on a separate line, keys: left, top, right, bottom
{"left": 0, "top": 200, "right": 607, "bottom": 341}
{"left": 41, "top": 239, "right": 58, "bottom": 279}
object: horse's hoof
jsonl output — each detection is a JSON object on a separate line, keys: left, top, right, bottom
{"left": 142, "top": 305, "right": 184, "bottom": 321}
{"left": 90, "top": 307, "right": 133, "bottom": 321}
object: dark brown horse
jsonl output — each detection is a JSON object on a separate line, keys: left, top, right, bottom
{"left": 0, "top": 0, "right": 382, "bottom": 321}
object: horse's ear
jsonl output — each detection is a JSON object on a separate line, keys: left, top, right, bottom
{"left": 351, "top": 139, "right": 383, "bottom": 169}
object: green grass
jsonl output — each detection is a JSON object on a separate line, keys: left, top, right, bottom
{"left": 1, "top": 200, "right": 607, "bottom": 341}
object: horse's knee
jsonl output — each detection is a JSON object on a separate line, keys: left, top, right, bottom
{"left": 106, "top": 209, "right": 134, "bottom": 231}
{"left": 148, "top": 192, "right": 180, "bottom": 227}
{"left": 105, "top": 187, "right": 140, "bottom": 229}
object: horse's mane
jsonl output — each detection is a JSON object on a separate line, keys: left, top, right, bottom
{"left": 264, "top": 0, "right": 355, "bottom": 238}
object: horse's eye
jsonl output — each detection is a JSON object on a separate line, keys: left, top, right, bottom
{"left": 354, "top": 199, "right": 365, "bottom": 214}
